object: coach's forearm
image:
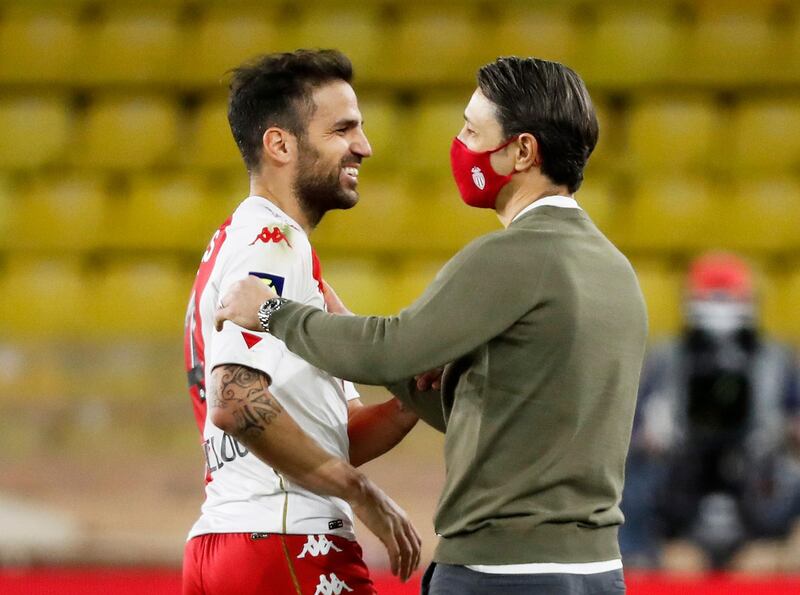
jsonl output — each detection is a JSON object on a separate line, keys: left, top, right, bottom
{"left": 268, "top": 234, "right": 534, "bottom": 385}
{"left": 209, "top": 364, "right": 368, "bottom": 503}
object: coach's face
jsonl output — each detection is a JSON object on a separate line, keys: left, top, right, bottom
{"left": 293, "top": 81, "right": 372, "bottom": 216}
{"left": 457, "top": 89, "right": 516, "bottom": 175}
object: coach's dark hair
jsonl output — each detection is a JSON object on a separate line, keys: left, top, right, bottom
{"left": 477, "top": 57, "right": 598, "bottom": 193}
{"left": 227, "top": 49, "right": 353, "bottom": 173}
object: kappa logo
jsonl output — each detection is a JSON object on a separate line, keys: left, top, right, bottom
{"left": 314, "top": 573, "right": 353, "bottom": 595}
{"left": 249, "top": 226, "right": 292, "bottom": 248}
{"left": 298, "top": 534, "right": 343, "bottom": 559}
{"left": 471, "top": 166, "right": 486, "bottom": 190}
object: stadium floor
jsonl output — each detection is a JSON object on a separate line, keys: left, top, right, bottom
{"left": 2, "top": 568, "right": 800, "bottom": 594}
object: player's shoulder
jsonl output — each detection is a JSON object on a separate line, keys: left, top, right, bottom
{"left": 226, "top": 198, "right": 310, "bottom": 254}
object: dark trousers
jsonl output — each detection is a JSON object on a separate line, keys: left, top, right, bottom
{"left": 421, "top": 563, "right": 626, "bottom": 595}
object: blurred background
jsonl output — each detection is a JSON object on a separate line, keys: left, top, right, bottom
{"left": 1, "top": 0, "right": 800, "bottom": 593}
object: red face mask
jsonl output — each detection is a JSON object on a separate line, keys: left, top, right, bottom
{"left": 449, "top": 136, "right": 519, "bottom": 209}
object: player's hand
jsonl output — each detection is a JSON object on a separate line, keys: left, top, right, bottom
{"left": 322, "top": 280, "right": 353, "bottom": 316}
{"left": 215, "top": 275, "right": 277, "bottom": 331}
{"left": 414, "top": 368, "right": 443, "bottom": 392}
{"left": 351, "top": 482, "right": 422, "bottom": 582}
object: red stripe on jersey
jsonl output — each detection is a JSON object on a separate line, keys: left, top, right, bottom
{"left": 311, "top": 248, "right": 324, "bottom": 294}
{"left": 184, "top": 217, "right": 232, "bottom": 451}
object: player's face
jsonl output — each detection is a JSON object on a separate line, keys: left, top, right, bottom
{"left": 293, "top": 81, "right": 372, "bottom": 222}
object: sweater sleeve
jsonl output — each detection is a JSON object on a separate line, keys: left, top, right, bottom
{"left": 385, "top": 378, "right": 447, "bottom": 433}
{"left": 268, "top": 231, "right": 550, "bottom": 385}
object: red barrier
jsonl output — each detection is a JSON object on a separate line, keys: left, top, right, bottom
{"left": 2, "top": 568, "right": 800, "bottom": 594}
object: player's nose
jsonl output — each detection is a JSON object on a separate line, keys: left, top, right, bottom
{"left": 352, "top": 128, "right": 372, "bottom": 158}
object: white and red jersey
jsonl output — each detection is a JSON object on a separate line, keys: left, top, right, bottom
{"left": 183, "top": 196, "right": 360, "bottom": 540}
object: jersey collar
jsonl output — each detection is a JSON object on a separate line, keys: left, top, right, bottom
{"left": 243, "top": 195, "right": 305, "bottom": 235}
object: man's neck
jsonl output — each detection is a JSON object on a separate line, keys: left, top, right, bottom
{"left": 496, "top": 181, "right": 571, "bottom": 228}
{"left": 249, "top": 176, "right": 314, "bottom": 235}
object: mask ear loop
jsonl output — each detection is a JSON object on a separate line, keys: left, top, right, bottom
{"left": 488, "top": 135, "right": 521, "bottom": 177}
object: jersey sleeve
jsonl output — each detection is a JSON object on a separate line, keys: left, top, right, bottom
{"left": 207, "top": 224, "right": 306, "bottom": 381}
{"left": 342, "top": 380, "right": 360, "bottom": 402}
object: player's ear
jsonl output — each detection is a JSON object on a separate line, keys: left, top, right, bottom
{"left": 262, "top": 127, "right": 294, "bottom": 165}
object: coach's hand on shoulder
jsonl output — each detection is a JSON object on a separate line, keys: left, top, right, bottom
{"left": 215, "top": 275, "right": 276, "bottom": 331}
{"left": 351, "top": 480, "right": 422, "bottom": 583}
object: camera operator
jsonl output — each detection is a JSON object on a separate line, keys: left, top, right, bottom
{"left": 621, "top": 252, "right": 800, "bottom": 570}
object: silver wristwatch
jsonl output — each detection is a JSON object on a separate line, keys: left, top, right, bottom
{"left": 257, "top": 297, "right": 289, "bottom": 333}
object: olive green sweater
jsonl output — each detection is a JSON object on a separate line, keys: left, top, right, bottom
{"left": 269, "top": 206, "right": 648, "bottom": 565}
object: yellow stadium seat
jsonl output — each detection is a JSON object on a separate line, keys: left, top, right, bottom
{"left": 627, "top": 97, "right": 720, "bottom": 173}
{"left": 202, "top": 172, "right": 251, "bottom": 232}
{"left": 317, "top": 171, "right": 500, "bottom": 256}
{"left": 757, "top": 266, "right": 784, "bottom": 340}
{"left": 0, "top": 257, "right": 88, "bottom": 338}
{"left": 0, "top": 174, "right": 16, "bottom": 249}
{"left": 0, "top": 8, "right": 78, "bottom": 84}
{"left": 76, "top": 10, "right": 180, "bottom": 84}
{"left": 491, "top": 4, "right": 577, "bottom": 67}
{"left": 358, "top": 96, "right": 403, "bottom": 171}
{"left": 390, "top": 256, "right": 449, "bottom": 313}
{"left": 731, "top": 99, "right": 800, "bottom": 174}
{"left": 588, "top": 97, "right": 615, "bottom": 171}
{"left": 628, "top": 259, "right": 683, "bottom": 340}
{"left": 75, "top": 96, "right": 178, "bottom": 169}
{"left": 0, "top": 342, "right": 74, "bottom": 404}
{"left": 301, "top": 255, "right": 447, "bottom": 317}
{"left": 107, "top": 174, "right": 212, "bottom": 252}
{"left": 411, "top": 176, "right": 502, "bottom": 253}
{"left": 0, "top": 97, "right": 70, "bottom": 169}
{"left": 4, "top": 174, "right": 108, "bottom": 252}
{"left": 407, "top": 95, "right": 466, "bottom": 176}
{"left": 583, "top": 6, "right": 682, "bottom": 86}
{"left": 93, "top": 260, "right": 194, "bottom": 337}
{"left": 618, "top": 176, "right": 723, "bottom": 252}
{"left": 184, "top": 97, "right": 242, "bottom": 170}
{"left": 289, "top": 5, "right": 385, "bottom": 83}
{"left": 381, "top": 6, "right": 487, "bottom": 85}
{"left": 178, "top": 8, "right": 285, "bottom": 85}
{"left": 575, "top": 175, "right": 618, "bottom": 239}
{"left": 312, "top": 171, "right": 415, "bottom": 253}
{"left": 316, "top": 257, "right": 394, "bottom": 316}
{"left": 722, "top": 176, "right": 800, "bottom": 253}
{"left": 686, "top": 6, "right": 776, "bottom": 85}
{"left": 776, "top": 266, "right": 800, "bottom": 343}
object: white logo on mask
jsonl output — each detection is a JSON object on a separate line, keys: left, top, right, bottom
{"left": 471, "top": 166, "right": 486, "bottom": 190}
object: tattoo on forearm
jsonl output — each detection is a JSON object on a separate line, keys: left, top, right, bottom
{"left": 213, "top": 365, "right": 283, "bottom": 437}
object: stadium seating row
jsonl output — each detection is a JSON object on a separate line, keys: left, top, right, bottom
{"left": 3, "top": 93, "right": 800, "bottom": 175}
{"left": 1, "top": 254, "right": 799, "bottom": 343}
{"left": 1, "top": 2, "right": 800, "bottom": 88}
{"left": 1, "top": 170, "right": 798, "bottom": 254}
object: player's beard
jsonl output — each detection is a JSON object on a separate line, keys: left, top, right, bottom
{"left": 293, "top": 138, "right": 360, "bottom": 229}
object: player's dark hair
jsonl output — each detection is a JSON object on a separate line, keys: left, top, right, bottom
{"left": 228, "top": 49, "right": 353, "bottom": 173}
{"left": 477, "top": 57, "right": 598, "bottom": 193}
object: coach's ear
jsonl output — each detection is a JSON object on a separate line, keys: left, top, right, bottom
{"left": 262, "top": 127, "right": 295, "bottom": 165}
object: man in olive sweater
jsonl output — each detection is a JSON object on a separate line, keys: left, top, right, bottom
{"left": 216, "top": 57, "right": 648, "bottom": 594}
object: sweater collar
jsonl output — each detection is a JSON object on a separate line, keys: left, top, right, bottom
{"left": 511, "top": 195, "right": 581, "bottom": 224}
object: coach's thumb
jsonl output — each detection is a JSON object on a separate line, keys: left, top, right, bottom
{"left": 214, "top": 307, "right": 228, "bottom": 332}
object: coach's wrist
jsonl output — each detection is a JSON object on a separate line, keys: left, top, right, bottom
{"left": 257, "top": 297, "right": 290, "bottom": 333}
